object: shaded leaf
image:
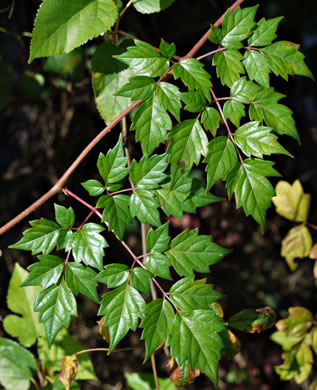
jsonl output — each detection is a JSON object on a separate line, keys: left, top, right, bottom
{"left": 219, "top": 329, "right": 241, "bottom": 359}
{"left": 159, "top": 39, "right": 176, "bottom": 59}
{"left": 96, "top": 263, "right": 130, "bottom": 288}
{"left": 125, "top": 372, "right": 176, "bottom": 390}
{"left": 115, "top": 76, "right": 155, "bottom": 102}
{"left": 43, "top": 48, "right": 84, "bottom": 81}
{"left": 228, "top": 307, "right": 276, "bottom": 333}
{"left": 223, "top": 100, "right": 246, "bottom": 127}
{"left": 213, "top": 49, "right": 245, "bottom": 87}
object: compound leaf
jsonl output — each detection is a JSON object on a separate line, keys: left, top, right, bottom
{"left": 248, "top": 16, "right": 284, "bottom": 47}
{"left": 130, "top": 189, "right": 161, "bottom": 227}
{"left": 140, "top": 299, "right": 175, "bottom": 361}
{"left": 213, "top": 49, "right": 245, "bottom": 88}
{"left": 66, "top": 263, "right": 99, "bottom": 304}
{"left": 130, "top": 154, "right": 168, "bottom": 189}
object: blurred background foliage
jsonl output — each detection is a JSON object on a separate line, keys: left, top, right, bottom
{"left": 0, "top": 0, "right": 317, "bottom": 389}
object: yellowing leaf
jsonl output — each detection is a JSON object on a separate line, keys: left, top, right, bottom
{"left": 59, "top": 355, "right": 79, "bottom": 390}
{"left": 281, "top": 224, "right": 312, "bottom": 271}
{"left": 272, "top": 180, "right": 310, "bottom": 222}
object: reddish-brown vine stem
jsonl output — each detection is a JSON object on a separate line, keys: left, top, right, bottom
{"left": 0, "top": 0, "right": 244, "bottom": 236}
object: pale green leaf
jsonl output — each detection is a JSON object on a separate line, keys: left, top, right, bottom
{"left": 165, "top": 229, "right": 230, "bottom": 276}
{"left": 0, "top": 338, "right": 37, "bottom": 390}
{"left": 204, "top": 136, "right": 237, "bottom": 191}
{"left": 115, "top": 76, "right": 156, "bottom": 102}
{"left": 130, "top": 154, "right": 168, "bottom": 189}
{"left": 130, "top": 267, "right": 153, "bottom": 295}
{"left": 34, "top": 279, "right": 77, "bottom": 346}
{"left": 96, "top": 263, "right": 130, "bottom": 288}
{"left": 243, "top": 50, "right": 271, "bottom": 87}
{"left": 248, "top": 17, "right": 284, "bottom": 47}
{"left": 133, "top": 0, "right": 175, "bottom": 14}
{"left": 156, "top": 82, "right": 182, "bottom": 121}
{"left": 167, "top": 119, "right": 208, "bottom": 170}
{"left": 146, "top": 222, "right": 171, "bottom": 253}
{"left": 201, "top": 107, "right": 221, "bottom": 136}
{"left": 3, "top": 263, "right": 44, "bottom": 348}
{"left": 140, "top": 299, "right": 175, "bottom": 361}
{"left": 213, "top": 49, "right": 245, "bottom": 87}
{"left": 66, "top": 263, "right": 99, "bottom": 304}
{"left": 97, "top": 194, "right": 132, "bottom": 240}
{"left": 98, "top": 282, "right": 146, "bottom": 352}
{"left": 29, "top": 0, "right": 118, "bottom": 62}
{"left": 223, "top": 99, "right": 246, "bottom": 127}
{"left": 131, "top": 95, "right": 172, "bottom": 155}
{"left": 130, "top": 189, "right": 161, "bottom": 227}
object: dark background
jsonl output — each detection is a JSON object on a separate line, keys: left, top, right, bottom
{"left": 1, "top": 0, "right": 317, "bottom": 389}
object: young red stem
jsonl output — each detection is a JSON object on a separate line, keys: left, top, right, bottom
{"left": 196, "top": 47, "right": 226, "bottom": 61}
{"left": 210, "top": 87, "right": 234, "bottom": 139}
{"left": 305, "top": 221, "right": 317, "bottom": 230}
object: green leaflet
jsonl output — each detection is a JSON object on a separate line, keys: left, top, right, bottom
{"left": 221, "top": 5, "right": 258, "bottom": 49}
{"left": 183, "top": 179, "right": 223, "bottom": 214}
{"left": 29, "top": 0, "right": 118, "bottom": 62}
{"left": 213, "top": 49, "right": 245, "bottom": 88}
{"left": 165, "top": 229, "right": 230, "bottom": 276}
{"left": 230, "top": 77, "right": 262, "bottom": 104}
{"left": 130, "top": 189, "right": 161, "bottom": 227}
{"left": 98, "top": 282, "right": 146, "bottom": 352}
{"left": 66, "top": 223, "right": 108, "bottom": 271}
{"left": 129, "top": 154, "right": 168, "bottom": 189}
{"left": 223, "top": 100, "right": 246, "bottom": 128}
{"left": 243, "top": 50, "right": 271, "bottom": 88}
{"left": 97, "top": 135, "right": 128, "bottom": 191}
{"left": 234, "top": 121, "right": 291, "bottom": 158}
{"left": 97, "top": 194, "right": 132, "bottom": 240}
{"left": 131, "top": 95, "right": 172, "bottom": 155}
{"left": 125, "top": 373, "right": 176, "bottom": 390}
{"left": 146, "top": 222, "right": 171, "bottom": 253}
{"left": 140, "top": 299, "right": 175, "bottom": 361}
{"left": 22, "top": 255, "right": 64, "bottom": 289}
{"left": 130, "top": 267, "right": 153, "bottom": 295}
{"left": 133, "top": 0, "right": 175, "bottom": 14}
{"left": 167, "top": 119, "right": 208, "bottom": 170}
{"left": 65, "top": 263, "right": 100, "bottom": 304}
{"left": 166, "top": 310, "right": 224, "bottom": 385}
{"left": 115, "top": 40, "right": 170, "bottom": 77}
{"left": 169, "top": 277, "right": 223, "bottom": 312}
{"left": 34, "top": 279, "right": 77, "bottom": 346}
{"left": 54, "top": 204, "right": 75, "bottom": 228}
{"left": 159, "top": 39, "right": 177, "bottom": 59}
{"left": 209, "top": 24, "right": 222, "bottom": 45}
{"left": 156, "top": 82, "right": 182, "bottom": 121}
{"left": 201, "top": 107, "right": 221, "bottom": 136}
{"left": 145, "top": 253, "right": 172, "bottom": 280}
{"left": 81, "top": 179, "right": 105, "bottom": 196}
{"left": 96, "top": 263, "right": 130, "bottom": 288}
{"left": 248, "top": 16, "right": 284, "bottom": 47}
{"left": 92, "top": 40, "right": 135, "bottom": 124}
{"left": 226, "top": 159, "right": 280, "bottom": 229}
{"left": 204, "top": 136, "right": 238, "bottom": 191}
{"left": 0, "top": 338, "right": 37, "bottom": 390}
{"left": 173, "top": 58, "right": 212, "bottom": 100}
{"left": 3, "top": 263, "right": 44, "bottom": 348}
{"left": 181, "top": 90, "right": 207, "bottom": 113}
{"left": 115, "top": 76, "right": 156, "bottom": 102}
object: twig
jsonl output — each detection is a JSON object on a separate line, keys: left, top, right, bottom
{"left": 151, "top": 353, "right": 160, "bottom": 390}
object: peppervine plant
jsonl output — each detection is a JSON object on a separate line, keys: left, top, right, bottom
{"left": 1, "top": 0, "right": 314, "bottom": 388}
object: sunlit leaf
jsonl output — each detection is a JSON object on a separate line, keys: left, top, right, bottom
{"left": 248, "top": 16, "right": 283, "bottom": 47}
{"left": 66, "top": 263, "right": 99, "bottom": 304}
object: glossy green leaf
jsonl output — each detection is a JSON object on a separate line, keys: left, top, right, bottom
{"left": 262, "top": 41, "right": 314, "bottom": 80}
{"left": 66, "top": 223, "right": 108, "bottom": 271}
{"left": 130, "top": 154, "right": 168, "bottom": 189}
{"left": 173, "top": 59, "right": 212, "bottom": 100}
{"left": 281, "top": 224, "right": 312, "bottom": 271}
{"left": 159, "top": 39, "right": 176, "bottom": 59}
{"left": 66, "top": 263, "right": 99, "bottom": 304}
{"left": 204, "top": 136, "right": 237, "bottom": 191}
{"left": 213, "top": 49, "right": 245, "bottom": 87}
{"left": 115, "top": 76, "right": 156, "bottom": 102}
{"left": 140, "top": 299, "right": 175, "bottom": 361}
{"left": 96, "top": 263, "right": 130, "bottom": 288}
{"left": 146, "top": 222, "right": 170, "bottom": 253}
{"left": 243, "top": 50, "right": 271, "bottom": 87}
{"left": 230, "top": 77, "right": 262, "bottom": 104}
{"left": 3, "top": 263, "right": 43, "bottom": 347}
{"left": 22, "top": 255, "right": 64, "bottom": 289}
{"left": 272, "top": 180, "right": 311, "bottom": 222}
{"left": 228, "top": 307, "right": 276, "bottom": 333}
{"left": 169, "top": 277, "right": 223, "bottom": 312}
{"left": 181, "top": 90, "right": 206, "bottom": 113}
{"left": 92, "top": 40, "right": 135, "bottom": 124}
{"left": 145, "top": 253, "right": 172, "bottom": 280}
{"left": 221, "top": 5, "right": 258, "bottom": 49}
{"left": 234, "top": 121, "right": 291, "bottom": 158}
{"left": 34, "top": 279, "right": 77, "bottom": 346}
{"left": 98, "top": 282, "right": 146, "bottom": 352}
{"left": 97, "top": 194, "right": 132, "bottom": 240}
{"left": 133, "top": 0, "right": 176, "bottom": 14}
{"left": 125, "top": 372, "right": 176, "bottom": 390}
{"left": 167, "top": 310, "right": 224, "bottom": 385}
{"left": 226, "top": 159, "right": 280, "bottom": 229}
{"left": 10, "top": 218, "right": 65, "bottom": 255}
{"left": 201, "top": 107, "right": 221, "bottom": 136}
{"left": 183, "top": 179, "right": 223, "bottom": 213}
{"left": 131, "top": 95, "right": 172, "bottom": 155}
{"left": 81, "top": 179, "right": 105, "bottom": 196}
{"left": 37, "top": 328, "right": 96, "bottom": 380}
{"left": 29, "top": 0, "right": 118, "bottom": 62}
{"left": 97, "top": 135, "right": 128, "bottom": 191}
{"left": 156, "top": 82, "right": 182, "bottom": 121}
{"left": 248, "top": 16, "right": 284, "bottom": 47}
{"left": 209, "top": 24, "right": 222, "bottom": 45}
{"left": 54, "top": 204, "right": 75, "bottom": 228}
{"left": 130, "top": 267, "right": 153, "bottom": 295}
{"left": 115, "top": 40, "right": 169, "bottom": 77}
{"left": 130, "top": 189, "right": 161, "bottom": 227}
{"left": 165, "top": 229, "right": 230, "bottom": 276}
{"left": 223, "top": 99, "right": 246, "bottom": 127}
{"left": 0, "top": 338, "right": 37, "bottom": 390}
{"left": 168, "top": 119, "right": 208, "bottom": 170}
